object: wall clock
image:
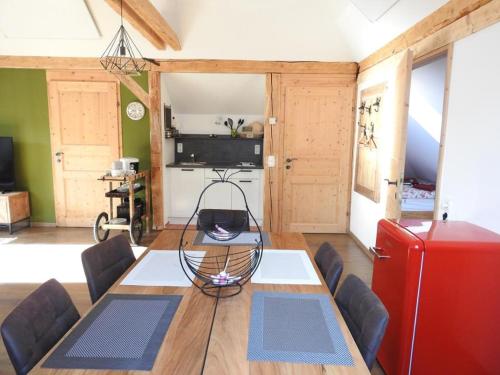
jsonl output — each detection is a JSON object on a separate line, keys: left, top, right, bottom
{"left": 126, "top": 101, "right": 145, "bottom": 121}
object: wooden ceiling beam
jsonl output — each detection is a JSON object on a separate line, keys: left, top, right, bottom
{"left": 105, "top": 0, "right": 180, "bottom": 51}
{"left": 0, "top": 56, "right": 358, "bottom": 75}
{"left": 151, "top": 60, "right": 359, "bottom": 74}
{"left": 115, "top": 74, "right": 150, "bottom": 108}
{"left": 125, "top": 0, "right": 181, "bottom": 51}
{"left": 359, "top": 0, "right": 492, "bottom": 72}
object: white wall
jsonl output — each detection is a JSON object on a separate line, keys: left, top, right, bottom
{"left": 349, "top": 53, "right": 406, "bottom": 247}
{"left": 163, "top": 73, "right": 266, "bottom": 135}
{"left": 404, "top": 55, "right": 447, "bottom": 182}
{"left": 438, "top": 22, "right": 500, "bottom": 234}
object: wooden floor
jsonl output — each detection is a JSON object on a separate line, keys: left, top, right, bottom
{"left": 0, "top": 227, "right": 383, "bottom": 375}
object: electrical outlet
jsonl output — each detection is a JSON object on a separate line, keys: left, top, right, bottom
{"left": 254, "top": 145, "right": 261, "bottom": 155}
{"left": 267, "top": 155, "right": 276, "bottom": 167}
{"left": 177, "top": 143, "right": 183, "bottom": 153}
{"left": 269, "top": 117, "right": 277, "bottom": 125}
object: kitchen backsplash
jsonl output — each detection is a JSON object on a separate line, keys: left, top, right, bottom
{"left": 174, "top": 134, "right": 263, "bottom": 165}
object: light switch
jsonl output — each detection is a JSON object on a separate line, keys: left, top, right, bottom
{"left": 267, "top": 155, "right": 276, "bottom": 167}
{"left": 177, "top": 143, "right": 183, "bottom": 153}
{"left": 255, "top": 144, "right": 261, "bottom": 155}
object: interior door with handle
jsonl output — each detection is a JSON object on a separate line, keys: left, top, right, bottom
{"left": 280, "top": 76, "right": 356, "bottom": 233}
{"left": 47, "top": 72, "right": 121, "bottom": 227}
{"left": 385, "top": 50, "right": 414, "bottom": 219}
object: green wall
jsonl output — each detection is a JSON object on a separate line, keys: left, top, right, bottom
{"left": 121, "top": 72, "right": 151, "bottom": 171}
{"left": 0, "top": 69, "right": 55, "bottom": 222}
{"left": 0, "top": 69, "right": 151, "bottom": 223}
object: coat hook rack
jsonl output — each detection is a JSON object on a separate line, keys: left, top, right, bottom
{"left": 358, "top": 101, "right": 366, "bottom": 114}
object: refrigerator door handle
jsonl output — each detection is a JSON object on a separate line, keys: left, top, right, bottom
{"left": 370, "top": 246, "right": 391, "bottom": 260}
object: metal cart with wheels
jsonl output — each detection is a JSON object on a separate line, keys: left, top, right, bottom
{"left": 94, "top": 170, "right": 151, "bottom": 245}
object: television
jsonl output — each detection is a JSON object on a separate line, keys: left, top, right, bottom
{"left": 0, "top": 137, "right": 15, "bottom": 192}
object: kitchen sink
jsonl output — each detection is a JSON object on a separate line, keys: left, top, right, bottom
{"left": 178, "top": 161, "right": 207, "bottom": 166}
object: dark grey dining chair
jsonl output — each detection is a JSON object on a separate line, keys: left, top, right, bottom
{"left": 334, "top": 274, "right": 389, "bottom": 370}
{"left": 314, "top": 242, "right": 344, "bottom": 295}
{"left": 81, "top": 234, "right": 136, "bottom": 304}
{"left": 0, "top": 279, "right": 80, "bottom": 375}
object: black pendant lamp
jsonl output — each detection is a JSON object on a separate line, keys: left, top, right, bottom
{"left": 100, "top": 0, "right": 150, "bottom": 75}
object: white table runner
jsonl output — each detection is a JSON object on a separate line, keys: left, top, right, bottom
{"left": 251, "top": 250, "right": 321, "bottom": 285}
{"left": 121, "top": 250, "right": 205, "bottom": 287}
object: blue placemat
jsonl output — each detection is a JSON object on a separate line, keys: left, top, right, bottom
{"left": 43, "top": 294, "right": 182, "bottom": 371}
{"left": 248, "top": 292, "right": 354, "bottom": 366}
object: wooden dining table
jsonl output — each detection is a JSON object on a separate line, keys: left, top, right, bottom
{"left": 33, "top": 230, "right": 370, "bottom": 375}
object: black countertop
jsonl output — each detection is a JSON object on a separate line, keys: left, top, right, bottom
{"left": 165, "top": 162, "right": 263, "bottom": 170}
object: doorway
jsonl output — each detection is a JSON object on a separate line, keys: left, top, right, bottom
{"left": 401, "top": 52, "right": 449, "bottom": 220}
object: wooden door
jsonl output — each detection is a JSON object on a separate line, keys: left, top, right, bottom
{"left": 280, "top": 76, "right": 355, "bottom": 233}
{"left": 385, "top": 50, "right": 414, "bottom": 219}
{"left": 47, "top": 71, "right": 121, "bottom": 227}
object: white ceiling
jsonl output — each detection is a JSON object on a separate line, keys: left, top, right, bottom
{"left": 0, "top": 0, "right": 449, "bottom": 61}
{"left": 165, "top": 73, "right": 266, "bottom": 115}
{"left": 350, "top": 0, "right": 401, "bottom": 22}
{"left": 0, "top": 0, "right": 99, "bottom": 39}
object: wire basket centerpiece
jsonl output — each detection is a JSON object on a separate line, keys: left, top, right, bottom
{"left": 179, "top": 169, "right": 264, "bottom": 297}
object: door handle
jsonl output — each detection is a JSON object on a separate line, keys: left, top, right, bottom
{"left": 286, "top": 158, "right": 298, "bottom": 163}
{"left": 369, "top": 246, "right": 391, "bottom": 260}
{"left": 384, "top": 178, "right": 398, "bottom": 186}
{"left": 55, "top": 151, "right": 64, "bottom": 156}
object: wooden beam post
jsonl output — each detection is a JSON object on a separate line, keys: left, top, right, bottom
{"left": 115, "top": 74, "right": 151, "bottom": 108}
{"left": 148, "top": 71, "right": 163, "bottom": 229}
{"left": 359, "top": 0, "right": 492, "bottom": 72}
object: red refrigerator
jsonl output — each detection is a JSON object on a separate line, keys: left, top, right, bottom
{"left": 372, "top": 219, "right": 500, "bottom": 375}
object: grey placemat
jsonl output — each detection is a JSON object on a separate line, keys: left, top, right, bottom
{"left": 43, "top": 294, "right": 182, "bottom": 371}
{"left": 248, "top": 292, "right": 354, "bottom": 365}
{"left": 193, "top": 231, "right": 271, "bottom": 246}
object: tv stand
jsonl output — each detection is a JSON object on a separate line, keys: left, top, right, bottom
{"left": 0, "top": 191, "right": 30, "bottom": 234}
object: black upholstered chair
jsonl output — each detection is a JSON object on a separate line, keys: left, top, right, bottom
{"left": 334, "top": 274, "right": 389, "bottom": 369}
{"left": 81, "top": 234, "right": 136, "bottom": 304}
{"left": 0, "top": 279, "right": 80, "bottom": 375}
{"left": 314, "top": 242, "right": 344, "bottom": 295}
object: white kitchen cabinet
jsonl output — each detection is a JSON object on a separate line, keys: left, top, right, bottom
{"left": 167, "top": 167, "right": 263, "bottom": 223}
{"left": 231, "top": 179, "right": 261, "bottom": 219}
{"left": 203, "top": 178, "right": 232, "bottom": 209}
{"left": 169, "top": 168, "right": 204, "bottom": 218}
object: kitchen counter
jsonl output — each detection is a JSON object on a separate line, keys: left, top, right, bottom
{"left": 165, "top": 162, "right": 263, "bottom": 170}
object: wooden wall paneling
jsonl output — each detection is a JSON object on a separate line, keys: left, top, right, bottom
{"left": 353, "top": 83, "right": 386, "bottom": 203}
{"left": 148, "top": 71, "right": 163, "bottom": 229}
{"left": 359, "top": 0, "right": 492, "bottom": 72}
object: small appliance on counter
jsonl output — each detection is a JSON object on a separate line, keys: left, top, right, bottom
{"left": 239, "top": 122, "right": 264, "bottom": 138}
{"left": 120, "top": 157, "right": 139, "bottom": 173}
{"left": 109, "top": 157, "right": 139, "bottom": 177}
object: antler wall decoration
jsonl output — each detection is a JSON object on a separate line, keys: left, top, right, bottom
{"left": 354, "top": 83, "right": 386, "bottom": 203}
